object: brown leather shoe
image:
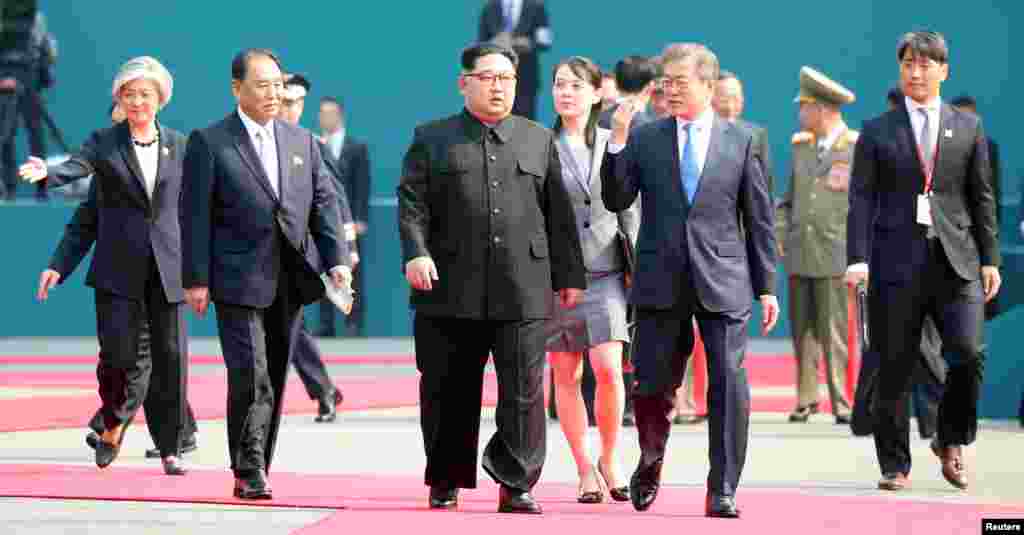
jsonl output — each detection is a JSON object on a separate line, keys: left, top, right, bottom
{"left": 930, "top": 439, "right": 968, "bottom": 490}
{"left": 877, "top": 472, "right": 910, "bottom": 491}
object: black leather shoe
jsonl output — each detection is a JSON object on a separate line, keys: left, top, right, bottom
{"left": 145, "top": 435, "right": 198, "bottom": 459}
{"left": 95, "top": 424, "right": 129, "bottom": 468}
{"left": 498, "top": 486, "right": 542, "bottom": 514}
{"left": 162, "top": 456, "right": 187, "bottom": 476}
{"left": 788, "top": 403, "right": 819, "bottom": 422}
{"left": 428, "top": 486, "right": 458, "bottom": 510}
{"left": 85, "top": 432, "right": 100, "bottom": 450}
{"left": 622, "top": 411, "right": 635, "bottom": 427}
{"left": 705, "top": 493, "right": 740, "bottom": 518}
{"left": 834, "top": 413, "right": 852, "bottom": 425}
{"left": 314, "top": 389, "right": 344, "bottom": 423}
{"left": 233, "top": 471, "right": 272, "bottom": 500}
{"left": 629, "top": 459, "right": 663, "bottom": 512}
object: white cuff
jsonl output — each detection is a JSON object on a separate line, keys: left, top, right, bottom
{"left": 535, "top": 27, "right": 553, "bottom": 46}
{"left": 607, "top": 142, "right": 625, "bottom": 154}
{"left": 329, "top": 265, "right": 352, "bottom": 276}
{"left": 846, "top": 263, "right": 869, "bottom": 274}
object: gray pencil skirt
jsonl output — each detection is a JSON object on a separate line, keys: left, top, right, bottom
{"left": 545, "top": 272, "right": 631, "bottom": 353}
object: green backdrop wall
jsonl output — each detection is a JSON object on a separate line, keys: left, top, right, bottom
{"left": 0, "top": 1, "right": 1020, "bottom": 416}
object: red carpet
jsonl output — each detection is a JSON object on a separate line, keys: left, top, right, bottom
{"left": 0, "top": 353, "right": 840, "bottom": 432}
{"left": 0, "top": 464, "right": 1018, "bottom": 535}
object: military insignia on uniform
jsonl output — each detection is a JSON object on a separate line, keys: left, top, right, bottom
{"left": 162, "top": 146, "right": 170, "bottom": 157}
{"left": 293, "top": 156, "right": 303, "bottom": 166}
{"left": 792, "top": 131, "right": 814, "bottom": 144}
{"left": 944, "top": 129, "right": 953, "bottom": 138}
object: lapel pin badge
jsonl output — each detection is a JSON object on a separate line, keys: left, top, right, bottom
{"left": 162, "top": 146, "right": 170, "bottom": 156}
{"left": 944, "top": 129, "right": 953, "bottom": 138}
{"left": 293, "top": 155, "right": 303, "bottom": 166}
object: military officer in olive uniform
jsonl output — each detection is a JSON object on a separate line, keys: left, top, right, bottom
{"left": 776, "top": 67, "right": 857, "bottom": 424}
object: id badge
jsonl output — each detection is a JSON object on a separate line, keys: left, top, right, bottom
{"left": 916, "top": 194, "right": 933, "bottom": 226}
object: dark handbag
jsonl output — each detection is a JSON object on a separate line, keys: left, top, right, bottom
{"left": 850, "top": 283, "right": 877, "bottom": 436}
{"left": 617, "top": 228, "right": 636, "bottom": 281}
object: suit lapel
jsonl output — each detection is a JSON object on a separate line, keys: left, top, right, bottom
{"left": 691, "top": 117, "right": 724, "bottom": 209}
{"left": 663, "top": 118, "right": 688, "bottom": 210}
{"left": 556, "top": 136, "right": 591, "bottom": 198}
{"left": 115, "top": 122, "right": 150, "bottom": 207}
{"left": 934, "top": 103, "right": 956, "bottom": 186}
{"left": 274, "top": 121, "right": 290, "bottom": 205}
{"left": 587, "top": 130, "right": 608, "bottom": 193}
{"left": 230, "top": 113, "right": 278, "bottom": 202}
{"left": 152, "top": 123, "right": 173, "bottom": 200}
{"left": 897, "top": 104, "right": 928, "bottom": 185}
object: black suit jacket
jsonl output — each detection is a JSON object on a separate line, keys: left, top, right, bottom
{"left": 601, "top": 116, "right": 776, "bottom": 312}
{"left": 848, "top": 102, "right": 999, "bottom": 283}
{"left": 397, "top": 110, "right": 586, "bottom": 320}
{"left": 181, "top": 112, "right": 348, "bottom": 309}
{"left": 478, "top": 0, "right": 551, "bottom": 96}
{"left": 333, "top": 137, "right": 370, "bottom": 225}
{"left": 48, "top": 122, "right": 187, "bottom": 303}
{"left": 317, "top": 141, "right": 354, "bottom": 226}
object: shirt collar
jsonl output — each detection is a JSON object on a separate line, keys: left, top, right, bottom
{"left": 905, "top": 95, "right": 941, "bottom": 114}
{"left": 818, "top": 121, "right": 847, "bottom": 151}
{"left": 676, "top": 106, "right": 715, "bottom": 132}
{"left": 238, "top": 106, "right": 275, "bottom": 140}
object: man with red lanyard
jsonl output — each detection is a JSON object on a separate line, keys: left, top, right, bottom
{"left": 846, "top": 31, "right": 1000, "bottom": 492}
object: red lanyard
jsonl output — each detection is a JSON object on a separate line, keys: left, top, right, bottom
{"left": 914, "top": 114, "right": 940, "bottom": 194}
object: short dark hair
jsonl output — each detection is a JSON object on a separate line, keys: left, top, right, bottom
{"left": 897, "top": 31, "right": 948, "bottom": 64}
{"left": 886, "top": 87, "right": 903, "bottom": 106}
{"left": 285, "top": 73, "right": 311, "bottom": 92}
{"left": 951, "top": 94, "right": 977, "bottom": 109}
{"left": 614, "top": 55, "right": 660, "bottom": 94}
{"left": 231, "top": 48, "right": 283, "bottom": 81}
{"left": 461, "top": 42, "right": 518, "bottom": 71}
{"left": 320, "top": 96, "right": 345, "bottom": 116}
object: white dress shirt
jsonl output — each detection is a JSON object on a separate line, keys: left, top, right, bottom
{"left": 325, "top": 128, "right": 345, "bottom": 161}
{"left": 238, "top": 106, "right": 279, "bottom": 197}
{"left": 847, "top": 96, "right": 943, "bottom": 275}
{"left": 905, "top": 95, "right": 941, "bottom": 168}
{"left": 132, "top": 137, "right": 159, "bottom": 199}
{"left": 675, "top": 107, "right": 715, "bottom": 177}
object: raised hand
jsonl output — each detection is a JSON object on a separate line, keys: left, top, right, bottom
{"left": 19, "top": 156, "right": 48, "bottom": 183}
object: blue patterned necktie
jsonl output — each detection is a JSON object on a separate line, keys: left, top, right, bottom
{"left": 680, "top": 122, "right": 700, "bottom": 204}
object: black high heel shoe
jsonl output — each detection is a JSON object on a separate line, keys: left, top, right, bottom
{"left": 598, "top": 458, "right": 630, "bottom": 502}
{"left": 577, "top": 464, "right": 605, "bottom": 504}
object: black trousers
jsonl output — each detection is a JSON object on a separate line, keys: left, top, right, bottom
{"left": 1, "top": 90, "right": 47, "bottom": 199}
{"left": 292, "top": 322, "right": 336, "bottom": 400}
{"left": 88, "top": 317, "right": 196, "bottom": 453}
{"left": 94, "top": 258, "right": 186, "bottom": 457}
{"left": 872, "top": 239, "right": 984, "bottom": 476}
{"left": 631, "top": 300, "right": 752, "bottom": 497}
{"left": 414, "top": 314, "right": 547, "bottom": 492}
{"left": 215, "top": 273, "right": 302, "bottom": 478}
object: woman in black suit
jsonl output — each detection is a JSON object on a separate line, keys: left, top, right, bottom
{"left": 21, "top": 56, "right": 189, "bottom": 475}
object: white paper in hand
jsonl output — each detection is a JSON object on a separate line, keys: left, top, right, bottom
{"left": 321, "top": 273, "right": 353, "bottom": 315}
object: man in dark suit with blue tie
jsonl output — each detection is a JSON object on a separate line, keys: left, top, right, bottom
{"left": 180, "top": 49, "right": 351, "bottom": 499}
{"left": 601, "top": 43, "right": 778, "bottom": 518}
{"left": 846, "top": 31, "right": 1000, "bottom": 492}
{"left": 478, "top": 0, "right": 552, "bottom": 120}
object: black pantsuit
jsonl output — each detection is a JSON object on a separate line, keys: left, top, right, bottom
{"left": 871, "top": 240, "right": 984, "bottom": 474}
{"left": 45, "top": 123, "right": 190, "bottom": 459}
{"left": 415, "top": 315, "right": 547, "bottom": 491}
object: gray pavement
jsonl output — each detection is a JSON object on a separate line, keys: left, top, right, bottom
{"left": 1, "top": 337, "right": 1022, "bottom": 534}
